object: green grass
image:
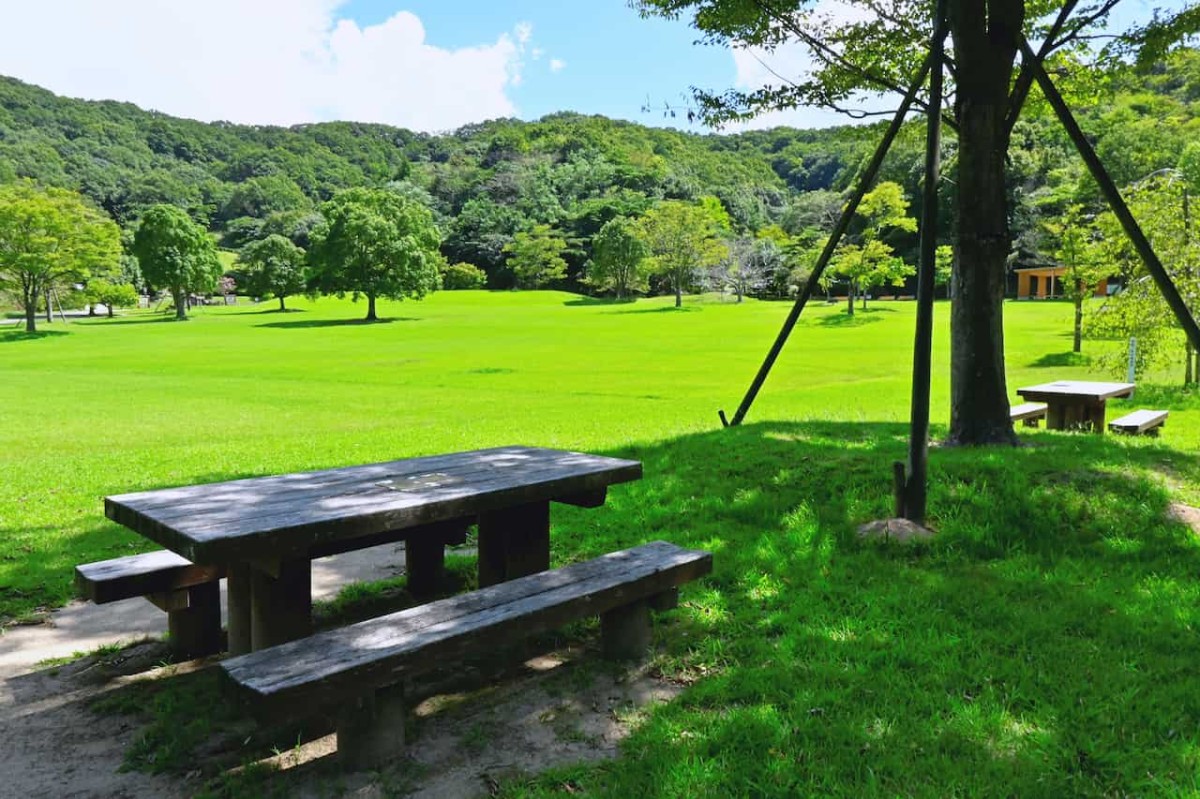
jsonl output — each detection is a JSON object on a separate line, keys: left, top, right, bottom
{"left": 5, "top": 291, "right": 1200, "bottom": 796}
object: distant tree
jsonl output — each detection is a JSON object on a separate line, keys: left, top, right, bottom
{"left": 935, "top": 245, "right": 954, "bottom": 297}
{"left": 219, "top": 174, "right": 309, "bottom": 222}
{"left": 1042, "top": 205, "right": 1108, "bottom": 353}
{"left": 441, "top": 262, "right": 488, "bottom": 290}
{"left": 712, "top": 237, "right": 782, "bottom": 302}
{"left": 503, "top": 224, "right": 569, "bottom": 289}
{"left": 240, "top": 234, "right": 306, "bottom": 311}
{"left": 588, "top": 216, "right": 649, "bottom": 299}
{"left": 86, "top": 279, "right": 139, "bottom": 318}
{"left": 831, "top": 182, "right": 917, "bottom": 315}
{"left": 637, "top": 200, "right": 728, "bottom": 307}
{"left": 0, "top": 182, "right": 121, "bottom": 332}
{"left": 260, "top": 210, "right": 324, "bottom": 250}
{"left": 131, "top": 204, "right": 222, "bottom": 320}
{"left": 308, "top": 188, "right": 441, "bottom": 321}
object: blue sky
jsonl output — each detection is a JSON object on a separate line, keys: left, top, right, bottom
{"left": 337, "top": 0, "right": 736, "bottom": 124}
{"left": 0, "top": 0, "right": 1192, "bottom": 134}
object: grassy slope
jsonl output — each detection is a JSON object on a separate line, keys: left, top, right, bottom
{"left": 4, "top": 292, "right": 1200, "bottom": 796}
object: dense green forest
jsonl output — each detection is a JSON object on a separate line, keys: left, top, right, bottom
{"left": 1, "top": 49, "right": 1199, "bottom": 292}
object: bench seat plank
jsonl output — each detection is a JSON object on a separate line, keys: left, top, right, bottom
{"left": 75, "top": 550, "right": 224, "bottom": 605}
{"left": 1109, "top": 409, "right": 1168, "bottom": 434}
{"left": 222, "top": 541, "right": 711, "bottom": 719}
{"left": 1010, "top": 402, "right": 1047, "bottom": 420}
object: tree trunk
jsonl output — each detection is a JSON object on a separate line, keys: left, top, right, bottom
{"left": 24, "top": 301, "right": 36, "bottom": 333}
{"left": 847, "top": 281, "right": 855, "bottom": 316}
{"left": 1073, "top": 296, "right": 1083, "bottom": 353}
{"left": 279, "top": 295, "right": 286, "bottom": 312}
{"left": 107, "top": 304, "right": 114, "bottom": 318}
{"left": 366, "top": 293, "right": 378, "bottom": 321}
{"left": 862, "top": 291, "right": 868, "bottom": 311}
{"left": 947, "top": 0, "right": 1022, "bottom": 446}
{"left": 173, "top": 288, "right": 188, "bottom": 320}
{"left": 45, "top": 290, "right": 53, "bottom": 323}
{"left": 674, "top": 283, "right": 682, "bottom": 308}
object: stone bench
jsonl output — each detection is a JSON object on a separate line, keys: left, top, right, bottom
{"left": 75, "top": 550, "right": 225, "bottom": 659}
{"left": 1109, "top": 409, "right": 1169, "bottom": 436}
{"left": 221, "top": 540, "right": 712, "bottom": 769}
{"left": 1011, "top": 402, "right": 1048, "bottom": 427}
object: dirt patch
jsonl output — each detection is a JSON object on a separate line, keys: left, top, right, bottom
{"left": 0, "top": 637, "right": 682, "bottom": 798}
{"left": 1167, "top": 502, "right": 1200, "bottom": 535}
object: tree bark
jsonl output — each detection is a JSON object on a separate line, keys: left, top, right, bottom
{"left": 173, "top": 288, "right": 188, "bottom": 320}
{"left": 366, "top": 292, "right": 378, "bottom": 320}
{"left": 24, "top": 301, "right": 36, "bottom": 333}
{"left": 674, "top": 282, "right": 682, "bottom": 308}
{"left": 279, "top": 295, "right": 286, "bottom": 312}
{"left": 44, "top": 290, "right": 52, "bottom": 323}
{"left": 107, "top": 304, "right": 114, "bottom": 318}
{"left": 847, "top": 281, "right": 855, "bottom": 316}
{"left": 1073, "top": 296, "right": 1083, "bottom": 353}
{"left": 947, "top": 0, "right": 1022, "bottom": 445}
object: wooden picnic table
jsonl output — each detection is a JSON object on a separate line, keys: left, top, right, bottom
{"left": 1015, "top": 380, "right": 1135, "bottom": 433}
{"left": 105, "top": 446, "right": 642, "bottom": 654}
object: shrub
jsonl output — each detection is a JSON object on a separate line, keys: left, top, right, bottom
{"left": 441, "top": 262, "right": 487, "bottom": 290}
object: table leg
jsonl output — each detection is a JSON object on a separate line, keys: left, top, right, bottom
{"left": 227, "top": 563, "right": 252, "bottom": 656}
{"left": 249, "top": 557, "right": 312, "bottom": 651}
{"left": 1046, "top": 402, "right": 1066, "bottom": 430}
{"left": 405, "top": 535, "right": 445, "bottom": 600}
{"left": 1088, "top": 401, "right": 1107, "bottom": 434}
{"left": 477, "top": 501, "right": 550, "bottom": 587}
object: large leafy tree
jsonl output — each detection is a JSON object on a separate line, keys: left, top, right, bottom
{"left": 635, "top": 0, "right": 1200, "bottom": 443}
{"left": 0, "top": 182, "right": 121, "bottom": 332}
{"left": 588, "top": 216, "right": 650, "bottom": 299}
{"left": 308, "top": 188, "right": 442, "bottom": 321}
{"left": 638, "top": 200, "right": 729, "bottom": 307}
{"left": 1041, "top": 204, "right": 1108, "bottom": 353}
{"left": 832, "top": 181, "right": 917, "bottom": 314}
{"left": 239, "top": 234, "right": 307, "bottom": 311}
{"left": 132, "top": 204, "right": 222, "bottom": 320}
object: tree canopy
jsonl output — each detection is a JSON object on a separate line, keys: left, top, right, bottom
{"left": 308, "top": 188, "right": 442, "bottom": 320}
{"left": 131, "top": 204, "right": 222, "bottom": 320}
{"left": 0, "top": 181, "right": 121, "bottom": 332}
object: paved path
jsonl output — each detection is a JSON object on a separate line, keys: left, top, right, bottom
{"left": 0, "top": 541, "right": 414, "bottom": 669}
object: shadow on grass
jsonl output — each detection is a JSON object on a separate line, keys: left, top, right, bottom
{"left": 607, "top": 305, "right": 699, "bottom": 315}
{"left": 817, "top": 310, "right": 888, "bottom": 326}
{"left": 1029, "top": 351, "right": 1093, "bottom": 368}
{"left": 254, "top": 317, "right": 418, "bottom": 330}
{"left": 47, "top": 421, "right": 1200, "bottom": 796}
{"left": 0, "top": 328, "right": 69, "bottom": 342}
{"left": 562, "top": 296, "right": 637, "bottom": 307}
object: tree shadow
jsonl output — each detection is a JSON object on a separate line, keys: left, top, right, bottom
{"left": 817, "top": 310, "right": 885, "bottom": 326}
{"left": 254, "top": 317, "right": 418, "bottom": 330}
{"left": 28, "top": 420, "right": 1200, "bottom": 796}
{"left": 1029, "top": 351, "right": 1093, "bottom": 368}
{"left": 562, "top": 296, "right": 638, "bottom": 307}
{"left": 607, "top": 305, "right": 699, "bottom": 315}
{"left": 0, "top": 328, "right": 69, "bottom": 342}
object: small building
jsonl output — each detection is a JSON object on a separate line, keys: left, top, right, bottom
{"left": 1014, "top": 265, "right": 1109, "bottom": 299}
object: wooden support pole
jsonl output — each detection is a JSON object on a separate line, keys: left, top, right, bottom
{"left": 1021, "top": 38, "right": 1200, "bottom": 355}
{"left": 477, "top": 501, "right": 551, "bottom": 587}
{"left": 249, "top": 557, "right": 312, "bottom": 651}
{"left": 167, "top": 580, "right": 223, "bottom": 660}
{"left": 722, "top": 47, "right": 938, "bottom": 427}
{"left": 226, "top": 563, "right": 252, "bottom": 656}
{"left": 405, "top": 534, "right": 445, "bottom": 600}
{"left": 337, "top": 685, "right": 406, "bottom": 770}
{"left": 903, "top": 0, "right": 947, "bottom": 526}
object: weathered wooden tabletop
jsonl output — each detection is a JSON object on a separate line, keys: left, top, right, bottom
{"left": 105, "top": 446, "right": 642, "bottom": 564}
{"left": 1016, "top": 380, "right": 1135, "bottom": 402}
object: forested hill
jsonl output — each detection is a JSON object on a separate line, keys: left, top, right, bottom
{"left": 2, "top": 48, "right": 1199, "bottom": 287}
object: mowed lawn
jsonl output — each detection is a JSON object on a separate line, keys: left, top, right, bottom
{"left": 5, "top": 291, "right": 1200, "bottom": 796}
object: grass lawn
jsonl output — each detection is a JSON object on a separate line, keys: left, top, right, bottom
{"left": 3, "top": 291, "right": 1200, "bottom": 796}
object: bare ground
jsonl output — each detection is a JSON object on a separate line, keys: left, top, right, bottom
{"left": 0, "top": 543, "right": 683, "bottom": 798}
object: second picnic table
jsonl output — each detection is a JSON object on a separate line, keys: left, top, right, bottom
{"left": 105, "top": 446, "right": 642, "bottom": 654}
{"left": 1015, "top": 380, "right": 1135, "bottom": 433}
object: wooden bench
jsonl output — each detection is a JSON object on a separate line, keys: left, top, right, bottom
{"left": 1108, "top": 409, "right": 1169, "bottom": 436}
{"left": 221, "top": 540, "right": 712, "bottom": 769}
{"left": 1010, "top": 402, "right": 1048, "bottom": 427}
{"left": 75, "top": 550, "right": 225, "bottom": 659}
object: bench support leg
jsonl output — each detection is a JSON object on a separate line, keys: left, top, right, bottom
{"left": 601, "top": 599, "right": 652, "bottom": 661}
{"left": 167, "top": 581, "right": 222, "bottom": 660}
{"left": 477, "top": 501, "right": 550, "bottom": 587}
{"left": 648, "top": 588, "right": 679, "bottom": 611}
{"left": 250, "top": 557, "right": 312, "bottom": 651}
{"left": 227, "top": 564, "right": 252, "bottom": 656}
{"left": 337, "top": 685, "right": 406, "bottom": 770}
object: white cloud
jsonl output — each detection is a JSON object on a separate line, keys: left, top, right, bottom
{"left": 549, "top": 59, "right": 567, "bottom": 73}
{"left": 0, "top": 1, "right": 533, "bottom": 131}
